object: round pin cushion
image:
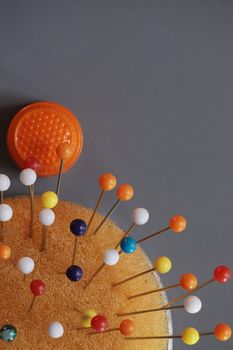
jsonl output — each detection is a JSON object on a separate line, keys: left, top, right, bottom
{"left": 0, "top": 197, "right": 172, "bottom": 350}
{"left": 7, "top": 102, "right": 83, "bottom": 177}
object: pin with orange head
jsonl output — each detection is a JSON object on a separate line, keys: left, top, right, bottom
{"left": 88, "top": 319, "right": 135, "bottom": 336}
{"left": 92, "top": 183, "right": 134, "bottom": 235}
{"left": 166, "top": 265, "right": 231, "bottom": 307}
{"left": 128, "top": 272, "right": 198, "bottom": 300}
{"left": 55, "top": 142, "right": 73, "bottom": 197}
{"left": 0, "top": 243, "right": 14, "bottom": 272}
{"left": 126, "top": 323, "right": 232, "bottom": 345}
{"left": 86, "top": 173, "right": 117, "bottom": 234}
{"left": 136, "top": 214, "right": 187, "bottom": 245}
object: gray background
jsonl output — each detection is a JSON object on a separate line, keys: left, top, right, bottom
{"left": 0, "top": 1, "right": 233, "bottom": 349}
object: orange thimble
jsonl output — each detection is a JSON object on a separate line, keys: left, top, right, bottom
{"left": 7, "top": 102, "right": 83, "bottom": 177}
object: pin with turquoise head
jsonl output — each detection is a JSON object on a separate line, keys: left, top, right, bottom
{"left": 120, "top": 236, "right": 137, "bottom": 254}
{"left": 0, "top": 324, "right": 17, "bottom": 342}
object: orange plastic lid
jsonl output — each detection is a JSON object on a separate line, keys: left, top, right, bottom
{"left": 7, "top": 101, "right": 83, "bottom": 177}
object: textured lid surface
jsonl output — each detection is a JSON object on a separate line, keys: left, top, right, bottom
{"left": 7, "top": 102, "right": 83, "bottom": 177}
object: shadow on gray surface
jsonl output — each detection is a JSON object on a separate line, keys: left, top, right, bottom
{"left": 0, "top": 99, "right": 33, "bottom": 172}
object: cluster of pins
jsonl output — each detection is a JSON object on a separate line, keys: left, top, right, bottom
{"left": 0, "top": 144, "right": 73, "bottom": 319}
{"left": 57, "top": 172, "right": 231, "bottom": 346}
{"left": 0, "top": 168, "right": 232, "bottom": 347}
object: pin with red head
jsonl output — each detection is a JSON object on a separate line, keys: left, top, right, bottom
{"left": 89, "top": 319, "right": 135, "bottom": 336}
{"left": 76, "top": 314, "right": 108, "bottom": 332}
{"left": 165, "top": 265, "right": 231, "bottom": 308}
{"left": 28, "top": 279, "right": 46, "bottom": 312}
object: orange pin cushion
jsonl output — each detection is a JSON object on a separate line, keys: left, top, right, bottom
{"left": 7, "top": 102, "right": 83, "bottom": 177}
{"left": 0, "top": 197, "right": 172, "bottom": 350}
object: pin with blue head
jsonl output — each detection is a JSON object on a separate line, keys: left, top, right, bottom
{"left": 120, "top": 237, "right": 137, "bottom": 254}
{"left": 70, "top": 219, "right": 87, "bottom": 265}
{"left": 66, "top": 265, "right": 83, "bottom": 282}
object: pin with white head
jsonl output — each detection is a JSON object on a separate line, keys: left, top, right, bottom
{"left": 84, "top": 248, "right": 120, "bottom": 289}
{"left": 39, "top": 208, "right": 55, "bottom": 253}
{"left": 117, "top": 295, "right": 202, "bottom": 318}
{"left": 115, "top": 207, "right": 149, "bottom": 249}
{"left": 48, "top": 322, "right": 64, "bottom": 339}
{"left": 19, "top": 167, "right": 37, "bottom": 238}
{"left": 17, "top": 256, "right": 35, "bottom": 282}
{"left": 0, "top": 174, "right": 11, "bottom": 204}
{"left": 0, "top": 203, "right": 13, "bottom": 242}
{"left": 183, "top": 295, "right": 202, "bottom": 314}
{"left": 0, "top": 174, "right": 11, "bottom": 242}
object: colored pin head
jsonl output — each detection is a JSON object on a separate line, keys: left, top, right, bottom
{"left": 91, "top": 315, "right": 107, "bottom": 332}
{"left": 0, "top": 174, "right": 10, "bottom": 192}
{"left": 24, "top": 157, "right": 40, "bottom": 172}
{"left": 0, "top": 243, "right": 11, "bottom": 260}
{"left": 132, "top": 208, "right": 149, "bottom": 225}
{"left": 30, "top": 279, "right": 46, "bottom": 296}
{"left": 214, "top": 323, "right": 232, "bottom": 341}
{"left": 0, "top": 324, "right": 17, "bottom": 342}
{"left": 182, "top": 327, "right": 200, "bottom": 345}
{"left": 17, "top": 257, "right": 35, "bottom": 275}
{"left": 99, "top": 173, "right": 117, "bottom": 191}
{"left": 184, "top": 295, "right": 202, "bottom": 314}
{"left": 39, "top": 208, "right": 56, "bottom": 226}
{"left": 19, "top": 168, "right": 37, "bottom": 186}
{"left": 70, "top": 219, "right": 87, "bottom": 236}
{"left": 66, "top": 265, "right": 83, "bottom": 282}
{"left": 29, "top": 280, "right": 46, "bottom": 312}
{"left": 86, "top": 173, "right": 117, "bottom": 235}
{"left": 48, "top": 322, "right": 64, "bottom": 339}
{"left": 84, "top": 248, "right": 120, "bottom": 290}
{"left": 56, "top": 142, "right": 73, "bottom": 160}
{"left": 41, "top": 191, "right": 58, "bottom": 209}
{"left": 154, "top": 256, "right": 172, "bottom": 274}
{"left": 120, "top": 237, "right": 137, "bottom": 254}
{"left": 214, "top": 265, "right": 231, "bottom": 283}
{"left": 169, "top": 215, "right": 187, "bottom": 233}
{"left": 119, "top": 319, "right": 135, "bottom": 336}
{"left": 180, "top": 273, "right": 198, "bottom": 291}
{"left": 0, "top": 204, "right": 13, "bottom": 222}
{"left": 116, "top": 184, "right": 134, "bottom": 201}
{"left": 81, "top": 309, "right": 97, "bottom": 328}
{"left": 103, "top": 249, "right": 120, "bottom": 266}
